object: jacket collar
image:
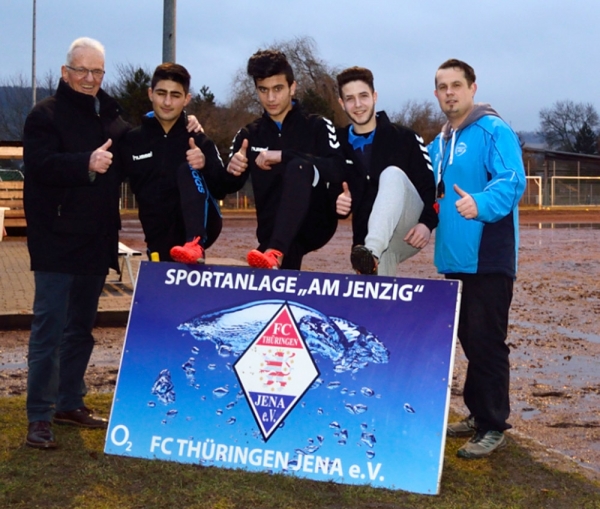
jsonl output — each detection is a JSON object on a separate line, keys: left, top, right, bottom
{"left": 141, "top": 111, "right": 187, "bottom": 135}
{"left": 375, "top": 110, "right": 391, "bottom": 126}
{"left": 440, "top": 102, "right": 501, "bottom": 139}
{"left": 261, "top": 100, "right": 302, "bottom": 126}
{"left": 56, "top": 79, "right": 122, "bottom": 118}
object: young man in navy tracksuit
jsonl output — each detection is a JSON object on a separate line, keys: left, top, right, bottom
{"left": 223, "top": 50, "right": 344, "bottom": 270}
{"left": 335, "top": 66, "right": 438, "bottom": 276}
{"left": 120, "top": 63, "right": 227, "bottom": 264}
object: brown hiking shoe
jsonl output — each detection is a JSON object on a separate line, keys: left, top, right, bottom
{"left": 54, "top": 406, "right": 108, "bottom": 429}
{"left": 26, "top": 421, "right": 57, "bottom": 449}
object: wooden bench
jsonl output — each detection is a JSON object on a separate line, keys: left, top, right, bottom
{"left": 0, "top": 181, "right": 26, "bottom": 228}
{"left": 118, "top": 241, "right": 143, "bottom": 285}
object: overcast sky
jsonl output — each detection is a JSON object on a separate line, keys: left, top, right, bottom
{"left": 1, "top": 1, "right": 598, "bottom": 132}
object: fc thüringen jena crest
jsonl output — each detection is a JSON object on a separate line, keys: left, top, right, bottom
{"left": 234, "top": 303, "right": 320, "bottom": 440}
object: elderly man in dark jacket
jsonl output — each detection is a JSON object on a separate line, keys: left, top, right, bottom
{"left": 22, "top": 37, "right": 129, "bottom": 449}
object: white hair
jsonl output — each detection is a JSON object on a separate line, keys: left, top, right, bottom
{"left": 66, "top": 37, "right": 105, "bottom": 65}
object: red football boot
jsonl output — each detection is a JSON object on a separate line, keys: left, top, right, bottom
{"left": 170, "top": 237, "right": 205, "bottom": 264}
{"left": 247, "top": 249, "right": 283, "bottom": 269}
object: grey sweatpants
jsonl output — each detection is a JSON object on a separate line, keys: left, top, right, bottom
{"left": 364, "top": 166, "right": 424, "bottom": 277}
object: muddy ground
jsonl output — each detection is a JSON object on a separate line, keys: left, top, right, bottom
{"left": 1, "top": 208, "right": 599, "bottom": 479}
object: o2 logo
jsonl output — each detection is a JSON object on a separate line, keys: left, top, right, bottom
{"left": 110, "top": 424, "right": 133, "bottom": 452}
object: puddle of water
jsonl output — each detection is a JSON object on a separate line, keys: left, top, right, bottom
{"left": 542, "top": 355, "right": 599, "bottom": 376}
{"left": 0, "top": 352, "right": 27, "bottom": 370}
{"left": 512, "top": 402, "right": 542, "bottom": 420}
{"left": 511, "top": 352, "right": 599, "bottom": 389}
{"left": 512, "top": 320, "right": 600, "bottom": 344}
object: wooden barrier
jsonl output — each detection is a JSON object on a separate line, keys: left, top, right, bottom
{"left": 0, "top": 181, "right": 25, "bottom": 228}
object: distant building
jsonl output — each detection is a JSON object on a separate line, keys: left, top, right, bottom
{"left": 522, "top": 145, "right": 600, "bottom": 207}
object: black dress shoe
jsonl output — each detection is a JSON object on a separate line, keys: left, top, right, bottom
{"left": 26, "top": 421, "right": 57, "bottom": 449}
{"left": 54, "top": 406, "right": 108, "bottom": 429}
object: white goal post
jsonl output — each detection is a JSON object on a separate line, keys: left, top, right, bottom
{"left": 550, "top": 176, "right": 600, "bottom": 207}
{"left": 522, "top": 176, "right": 542, "bottom": 209}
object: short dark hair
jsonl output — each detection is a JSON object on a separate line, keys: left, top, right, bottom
{"left": 247, "top": 50, "right": 294, "bottom": 86}
{"left": 436, "top": 59, "right": 476, "bottom": 87}
{"left": 151, "top": 63, "right": 191, "bottom": 94}
{"left": 336, "top": 67, "right": 375, "bottom": 98}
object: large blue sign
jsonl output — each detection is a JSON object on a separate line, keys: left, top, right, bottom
{"left": 105, "top": 261, "right": 460, "bottom": 495}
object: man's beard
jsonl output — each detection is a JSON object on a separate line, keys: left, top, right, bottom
{"left": 348, "top": 106, "right": 375, "bottom": 127}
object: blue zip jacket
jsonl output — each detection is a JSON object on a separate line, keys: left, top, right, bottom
{"left": 427, "top": 103, "right": 526, "bottom": 278}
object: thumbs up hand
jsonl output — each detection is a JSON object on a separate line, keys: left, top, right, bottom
{"left": 454, "top": 184, "right": 478, "bottom": 219}
{"left": 187, "top": 137, "right": 206, "bottom": 169}
{"left": 238, "top": 138, "right": 248, "bottom": 158}
{"left": 89, "top": 138, "right": 113, "bottom": 173}
{"left": 336, "top": 182, "right": 352, "bottom": 216}
{"left": 227, "top": 138, "right": 249, "bottom": 177}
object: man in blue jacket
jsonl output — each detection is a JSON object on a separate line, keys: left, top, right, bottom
{"left": 428, "top": 59, "right": 526, "bottom": 459}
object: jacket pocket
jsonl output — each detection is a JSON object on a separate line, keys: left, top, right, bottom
{"left": 52, "top": 216, "right": 100, "bottom": 235}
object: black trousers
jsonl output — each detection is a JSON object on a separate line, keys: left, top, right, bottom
{"left": 178, "top": 164, "right": 222, "bottom": 248}
{"left": 146, "top": 164, "right": 222, "bottom": 262}
{"left": 447, "top": 272, "right": 514, "bottom": 432}
{"left": 261, "top": 158, "right": 337, "bottom": 270}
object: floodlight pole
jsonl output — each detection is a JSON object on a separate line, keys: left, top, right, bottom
{"left": 163, "top": 0, "right": 176, "bottom": 63}
{"left": 32, "top": 0, "right": 37, "bottom": 107}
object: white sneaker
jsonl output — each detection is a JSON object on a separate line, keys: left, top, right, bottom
{"left": 447, "top": 416, "right": 476, "bottom": 438}
{"left": 457, "top": 430, "right": 507, "bottom": 459}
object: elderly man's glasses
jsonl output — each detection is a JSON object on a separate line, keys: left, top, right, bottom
{"left": 66, "top": 65, "right": 105, "bottom": 79}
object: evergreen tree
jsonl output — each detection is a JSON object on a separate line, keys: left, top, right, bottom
{"left": 189, "top": 85, "right": 217, "bottom": 127}
{"left": 197, "top": 85, "right": 215, "bottom": 106}
{"left": 107, "top": 65, "right": 152, "bottom": 126}
{"left": 573, "top": 121, "right": 599, "bottom": 155}
{"left": 301, "top": 88, "right": 335, "bottom": 121}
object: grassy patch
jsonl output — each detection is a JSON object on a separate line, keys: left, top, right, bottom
{"left": 1, "top": 394, "right": 599, "bottom": 508}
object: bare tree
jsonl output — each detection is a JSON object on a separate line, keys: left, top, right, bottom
{"left": 187, "top": 87, "right": 255, "bottom": 161}
{"left": 390, "top": 100, "right": 446, "bottom": 144}
{"left": 0, "top": 72, "right": 56, "bottom": 141}
{"left": 228, "top": 36, "right": 345, "bottom": 125}
{"left": 39, "top": 70, "right": 59, "bottom": 97}
{"left": 538, "top": 100, "right": 599, "bottom": 152}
